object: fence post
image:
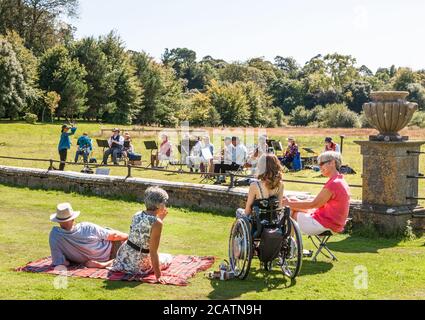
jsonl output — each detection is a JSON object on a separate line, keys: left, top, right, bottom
{"left": 48, "top": 159, "right": 54, "bottom": 171}
{"left": 229, "top": 173, "right": 235, "bottom": 188}
{"left": 126, "top": 165, "right": 132, "bottom": 179}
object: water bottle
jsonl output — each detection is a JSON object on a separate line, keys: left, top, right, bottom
{"left": 219, "top": 262, "right": 227, "bottom": 281}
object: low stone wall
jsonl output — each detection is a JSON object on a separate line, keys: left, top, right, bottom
{"left": 0, "top": 166, "right": 251, "bottom": 212}
{"left": 0, "top": 165, "right": 423, "bottom": 232}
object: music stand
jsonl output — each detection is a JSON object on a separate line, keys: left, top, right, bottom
{"left": 272, "top": 141, "right": 283, "bottom": 152}
{"left": 144, "top": 141, "right": 158, "bottom": 168}
{"left": 96, "top": 139, "right": 110, "bottom": 152}
{"left": 266, "top": 139, "right": 274, "bottom": 148}
{"left": 303, "top": 148, "right": 317, "bottom": 155}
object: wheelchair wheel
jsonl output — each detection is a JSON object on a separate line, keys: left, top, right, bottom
{"left": 229, "top": 218, "right": 253, "bottom": 280}
{"left": 278, "top": 218, "right": 303, "bottom": 279}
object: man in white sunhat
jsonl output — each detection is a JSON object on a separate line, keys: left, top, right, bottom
{"left": 49, "top": 203, "right": 128, "bottom": 268}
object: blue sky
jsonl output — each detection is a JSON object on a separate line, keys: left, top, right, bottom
{"left": 71, "top": 0, "right": 425, "bottom": 71}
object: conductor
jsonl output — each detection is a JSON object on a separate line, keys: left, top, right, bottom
{"left": 102, "top": 128, "right": 124, "bottom": 165}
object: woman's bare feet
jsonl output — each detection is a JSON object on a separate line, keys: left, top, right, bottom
{"left": 85, "top": 259, "right": 114, "bottom": 269}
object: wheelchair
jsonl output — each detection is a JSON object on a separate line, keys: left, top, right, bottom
{"left": 229, "top": 205, "right": 303, "bottom": 280}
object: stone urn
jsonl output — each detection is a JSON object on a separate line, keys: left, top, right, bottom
{"left": 363, "top": 91, "right": 418, "bottom": 141}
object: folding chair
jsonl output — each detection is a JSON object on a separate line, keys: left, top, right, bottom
{"left": 309, "top": 231, "right": 338, "bottom": 262}
{"left": 308, "top": 218, "right": 352, "bottom": 262}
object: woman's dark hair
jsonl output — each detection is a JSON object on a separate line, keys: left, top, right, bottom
{"left": 257, "top": 154, "right": 284, "bottom": 190}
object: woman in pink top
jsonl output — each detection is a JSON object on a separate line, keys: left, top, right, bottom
{"left": 154, "top": 134, "right": 172, "bottom": 167}
{"left": 282, "top": 151, "right": 350, "bottom": 235}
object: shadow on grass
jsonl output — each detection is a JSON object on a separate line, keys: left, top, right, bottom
{"left": 323, "top": 235, "right": 401, "bottom": 254}
{"left": 207, "top": 260, "right": 332, "bottom": 300}
{"left": 102, "top": 280, "right": 143, "bottom": 290}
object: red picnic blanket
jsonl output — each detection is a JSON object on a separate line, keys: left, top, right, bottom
{"left": 15, "top": 255, "right": 215, "bottom": 286}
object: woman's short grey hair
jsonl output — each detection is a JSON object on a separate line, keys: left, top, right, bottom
{"left": 144, "top": 186, "right": 169, "bottom": 211}
{"left": 317, "top": 151, "right": 342, "bottom": 171}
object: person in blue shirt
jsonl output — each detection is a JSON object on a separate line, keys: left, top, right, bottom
{"left": 58, "top": 124, "right": 77, "bottom": 171}
{"left": 74, "top": 132, "right": 93, "bottom": 164}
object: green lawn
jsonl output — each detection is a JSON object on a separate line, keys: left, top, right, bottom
{"left": 1, "top": 184, "right": 425, "bottom": 300}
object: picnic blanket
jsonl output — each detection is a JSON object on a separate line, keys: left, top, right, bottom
{"left": 15, "top": 255, "right": 215, "bottom": 286}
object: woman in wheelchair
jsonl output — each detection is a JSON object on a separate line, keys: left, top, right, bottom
{"left": 282, "top": 151, "right": 350, "bottom": 236}
{"left": 241, "top": 154, "right": 284, "bottom": 217}
{"left": 230, "top": 154, "right": 303, "bottom": 280}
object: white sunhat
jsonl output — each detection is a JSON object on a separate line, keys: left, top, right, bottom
{"left": 50, "top": 203, "right": 80, "bottom": 223}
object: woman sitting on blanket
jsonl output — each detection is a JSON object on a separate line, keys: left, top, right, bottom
{"left": 111, "top": 187, "right": 173, "bottom": 284}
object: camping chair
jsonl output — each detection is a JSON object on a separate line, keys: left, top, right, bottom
{"left": 307, "top": 218, "right": 352, "bottom": 262}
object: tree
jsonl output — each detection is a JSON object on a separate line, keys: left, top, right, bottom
{"left": 240, "top": 81, "right": 277, "bottom": 127}
{"left": 38, "top": 45, "right": 88, "bottom": 119}
{"left": 162, "top": 47, "right": 209, "bottom": 90}
{"left": 97, "top": 32, "right": 143, "bottom": 124}
{"left": 0, "top": 0, "right": 78, "bottom": 54}
{"left": 207, "top": 80, "right": 250, "bottom": 127}
{"left": 269, "top": 77, "right": 306, "bottom": 114}
{"left": 108, "top": 64, "right": 142, "bottom": 124}
{"left": 43, "top": 90, "right": 60, "bottom": 121}
{"left": 392, "top": 68, "right": 419, "bottom": 91}
{"left": 181, "top": 91, "right": 221, "bottom": 127}
{"left": 343, "top": 80, "right": 372, "bottom": 113}
{"left": 407, "top": 83, "right": 425, "bottom": 110}
{"left": 132, "top": 51, "right": 184, "bottom": 126}
{"left": 274, "top": 56, "right": 300, "bottom": 78}
{"left": 0, "top": 38, "right": 27, "bottom": 119}
{"left": 72, "top": 37, "right": 116, "bottom": 120}
{"left": 0, "top": 30, "right": 40, "bottom": 114}
{"left": 220, "top": 63, "right": 269, "bottom": 88}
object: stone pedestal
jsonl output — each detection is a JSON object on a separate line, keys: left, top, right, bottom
{"left": 353, "top": 140, "right": 425, "bottom": 234}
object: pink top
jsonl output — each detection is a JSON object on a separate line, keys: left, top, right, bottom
{"left": 313, "top": 174, "right": 350, "bottom": 233}
{"left": 159, "top": 140, "right": 172, "bottom": 157}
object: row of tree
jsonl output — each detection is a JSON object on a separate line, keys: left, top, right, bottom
{"left": 1, "top": 0, "right": 425, "bottom": 127}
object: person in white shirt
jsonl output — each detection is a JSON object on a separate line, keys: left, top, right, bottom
{"left": 186, "top": 137, "right": 203, "bottom": 172}
{"left": 187, "top": 136, "right": 215, "bottom": 173}
{"left": 102, "top": 128, "right": 124, "bottom": 165}
{"left": 214, "top": 137, "right": 247, "bottom": 184}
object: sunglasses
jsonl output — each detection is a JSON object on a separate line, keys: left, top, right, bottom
{"left": 319, "top": 160, "right": 332, "bottom": 167}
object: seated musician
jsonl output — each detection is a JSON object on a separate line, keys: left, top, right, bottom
{"left": 201, "top": 136, "right": 214, "bottom": 173}
{"left": 102, "top": 128, "right": 124, "bottom": 165}
{"left": 187, "top": 136, "right": 215, "bottom": 173}
{"left": 324, "top": 137, "right": 341, "bottom": 153}
{"left": 74, "top": 132, "right": 93, "bottom": 164}
{"left": 214, "top": 137, "right": 247, "bottom": 184}
{"left": 282, "top": 151, "right": 350, "bottom": 235}
{"left": 245, "top": 147, "right": 260, "bottom": 175}
{"left": 180, "top": 134, "right": 191, "bottom": 165}
{"left": 209, "top": 136, "right": 231, "bottom": 177}
{"left": 186, "top": 137, "right": 203, "bottom": 173}
{"left": 237, "top": 154, "right": 285, "bottom": 218}
{"left": 257, "top": 135, "right": 269, "bottom": 156}
{"left": 280, "top": 137, "right": 299, "bottom": 169}
{"left": 123, "top": 132, "right": 141, "bottom": 161}
{"left": 154, "top": 134, "right": 173, "bottom": 167}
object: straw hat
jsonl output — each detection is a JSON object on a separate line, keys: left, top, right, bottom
{"left": 50, "top": 203, "right": 80, "bottom": 223}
